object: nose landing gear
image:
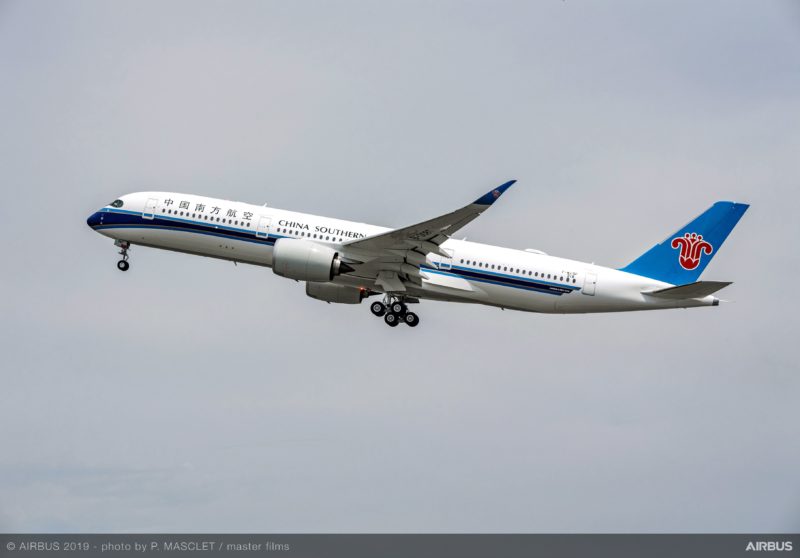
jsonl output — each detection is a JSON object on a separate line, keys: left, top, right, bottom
{"left": 371, "top": 296, "right": 420, "bottom": 328}
{"left": 115, "top": 240, "right": 131, "bottom": 271}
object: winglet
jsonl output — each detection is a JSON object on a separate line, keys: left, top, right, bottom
{"left": 473, "top": 180, "right": 516, "bottom": 206}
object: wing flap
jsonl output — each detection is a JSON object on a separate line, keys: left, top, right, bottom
{"left": 374, "top": 271, "right": 407, "bottom": 292}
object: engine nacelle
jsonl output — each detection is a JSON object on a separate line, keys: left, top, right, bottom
{"left": 306, "top": 282, "right": 366, "bottom": 304}
{"left": 272, "top": 239, "right": 348, "bottom": 282}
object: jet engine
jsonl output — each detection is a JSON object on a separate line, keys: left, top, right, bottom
{"left": 306, "top": 282, "right": 366, "bottom": 304}
{"left": 272, "top": 239, "right": 353, "bottom": 282}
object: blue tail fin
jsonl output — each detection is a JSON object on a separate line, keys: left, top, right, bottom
{"left": 619, "top": 201, "right": 749, "bottom": 284}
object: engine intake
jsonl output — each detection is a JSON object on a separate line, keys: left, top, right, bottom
{"left": 272, "top": 239, "right": 351, "bottom": 282}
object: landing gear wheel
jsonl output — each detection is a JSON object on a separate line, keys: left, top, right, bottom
{"left": 115, "top": 240, "right": 131, "bottom": 271}
{"left": 390, "top": 301, "right": 407, "bottom": 315}
{"left": 404, "top": 312, "right": 419, "bottom": 327}
{"left": 384, "top": 313, "right": 400, "bottom": 327}
{"left": 370, "top": 301, "right": 386, "bottom": 317}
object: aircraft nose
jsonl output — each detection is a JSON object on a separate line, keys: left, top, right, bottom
{"left": 86, "top": 211, "right": 102, "bottom": 228}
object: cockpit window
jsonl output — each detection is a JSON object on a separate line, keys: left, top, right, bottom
{"left": 110, "top": 199, "right": 124, "bottom": 208}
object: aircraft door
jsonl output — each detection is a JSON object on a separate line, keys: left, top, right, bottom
{"left": 432, "top": 248, "right": 453, "bottom": 270}
{"left": 439, "top": 248, "right": 454, "bottom": 270}
{"left": 143, "top": 197, "right": 158, "bottom": 220}
{"left": 256, "top": 216, "right": 271, "bottom": 239}
{"left": 582, "top": 271, "right": 597, "bottom": 296}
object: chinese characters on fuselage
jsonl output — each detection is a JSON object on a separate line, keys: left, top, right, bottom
{"left": 164, "top": 199, "right": 253, "bottom": 221}
{"left": 161, "top": 199, "right": 365, "bottom": 238}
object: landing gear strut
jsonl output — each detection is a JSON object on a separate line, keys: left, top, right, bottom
{"left": 370, "top": 295, "right": 420, "bottom": 328}
{"left": 115, "top": 240, "right": 130, "bottom": 271}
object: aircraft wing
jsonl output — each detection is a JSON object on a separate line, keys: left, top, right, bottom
{"left": 340, "top": 180, "right": 516, "bottom": 293}
{"left": 344, "top": 180, "right": 515, "bottom": 256}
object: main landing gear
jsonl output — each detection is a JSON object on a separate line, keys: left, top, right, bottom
{"left": 370, "top": 296, "right": 420, "bottom": 328}
{"left": 115, "top": 240, "right": 131, "bottom": 271}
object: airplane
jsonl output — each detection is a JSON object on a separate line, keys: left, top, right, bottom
{"left": 86, "top": 181, "right": 748, "bottom": 328}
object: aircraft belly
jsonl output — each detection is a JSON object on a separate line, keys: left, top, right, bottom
{"left": 419, "top": 278, "right": 558, "bottom": 312}
{"left": 421, "top": 272, "right": 486, "bottom": 297}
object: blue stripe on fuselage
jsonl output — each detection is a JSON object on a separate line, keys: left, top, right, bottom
{"left": 92, "top": 208, "right": 578, "bottom": 297}
{"left": 421, "top": 264, "right": 577, "bottom": 296}
{"left": 92, "top": 208, "right": 279, "bottom": 245}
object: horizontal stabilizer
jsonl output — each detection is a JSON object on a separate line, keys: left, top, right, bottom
{"left": 643, "top": 281, "right": 732, "bottom": 299}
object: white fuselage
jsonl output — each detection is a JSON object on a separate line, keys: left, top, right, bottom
{"left": 87, "top": 192, "right": 718, "bottom": 313}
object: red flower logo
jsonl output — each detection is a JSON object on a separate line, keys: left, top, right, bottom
{"left": 671, "top": 232, "right": 713, "bottom": 270}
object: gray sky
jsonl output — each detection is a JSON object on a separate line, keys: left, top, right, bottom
{"left": 1, "top": 0, "right": 799, "bottom": 532}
